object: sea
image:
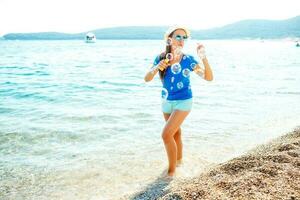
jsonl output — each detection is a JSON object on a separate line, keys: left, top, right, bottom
{"left": 0, "top": 39, "right": 300, "bottom": 199}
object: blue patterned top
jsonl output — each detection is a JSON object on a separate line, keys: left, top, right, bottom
{"left": 153, "top": 54, "right": 199, "bottom": 100}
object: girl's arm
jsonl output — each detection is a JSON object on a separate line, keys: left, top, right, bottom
{"left": 144, "top": 65, "right": 159, "bottom": 82}
{"left": 144, "top": 60, "right": 169, "bottom": 82}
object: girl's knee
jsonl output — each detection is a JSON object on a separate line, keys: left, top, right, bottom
{"left": 161, "top": 129, "right": 175, "bottom": 142}
{"left": 174, "top": 128, "right": 181, "bottom": 138}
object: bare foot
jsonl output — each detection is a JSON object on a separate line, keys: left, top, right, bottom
{"left": 162, "top": 175, "right": 174, "bottom": 182}
{"left": 176, "top": 159, "right": 183, "bottom": 167}
{"left": 160, "top": 169, "right": 174, "bottom": 181}
{"left": 168, "top": 170, "right": 175, "bottom": 177}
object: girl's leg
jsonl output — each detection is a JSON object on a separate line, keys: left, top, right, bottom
{"left": 162, "top": 110, "right": 190, "bottom": 176}
{"left": 174, "top": 128, "right": 182, "bottom": 164}
{"left": 163, "top": 113, "right": 183, "bottom": 164}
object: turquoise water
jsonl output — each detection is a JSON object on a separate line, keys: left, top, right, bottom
{"left": 1, "top": 40, "right": 300, "bottom": 199}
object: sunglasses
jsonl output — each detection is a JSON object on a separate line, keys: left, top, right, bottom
{"left": 173, "top": 35, "right": 188, "bottom": 41}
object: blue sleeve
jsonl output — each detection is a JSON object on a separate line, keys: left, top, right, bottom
{"left": 153, "top": 55, "right": 161, "bottom": 66}
{"left": 188, "top": 55, "right": 199, "bottom": 71}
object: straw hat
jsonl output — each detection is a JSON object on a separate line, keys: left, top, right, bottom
{"left": 164, "top": 26, "right": 190, "bottom": 40}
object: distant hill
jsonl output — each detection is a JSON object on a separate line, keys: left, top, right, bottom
{"left": 89, "top": 26, "right": 168, "bottom": 39}
{"left": 3, "top": 16, "right": 300, "bottom": 40}
{"left": 2, "top": 32, "right": 84, "bottom": 40}
{"left": 194, "top": 15, "right": 300, "bottom": 39}
{"left": 2, "top": 27, "right": 168, "bottom": 40}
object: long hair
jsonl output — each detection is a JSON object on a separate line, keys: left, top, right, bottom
{"left": 158, "top": 32, "right": 174, "bottom": 80}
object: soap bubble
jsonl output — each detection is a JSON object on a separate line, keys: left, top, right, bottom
{"left": 174, "top": 46, "right": 183, "bottom": 56}
{"left": 190, "top": 63, "right": 197, "bottom": 70}
{"left": 171, "top": 63, "right": 181, "bottom": 74}
{"left": 166, "top": 53, "right": 173, "bottom": 61}
{"left": 182, "top": 68, "right": 190, "bottom": 77}
{"left": 166, "top": 38, "right": 172, "bottom": 46}
{"left": 177, "top": 82, "right": 184, "bottom": 89}
{"left": 161, "top": 88, "right": 168, "bottom": 100}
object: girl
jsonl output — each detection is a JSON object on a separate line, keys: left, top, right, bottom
{"left": 144, "top": 26, "right": 213, "bottom": 177}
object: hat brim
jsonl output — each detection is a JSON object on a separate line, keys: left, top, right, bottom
{"left": 164, "top": 26, "right": 190, "bottom": 40}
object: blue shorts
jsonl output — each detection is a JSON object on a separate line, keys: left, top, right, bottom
{"left": 162, "top": 98, "right": 193, "bottom": 114}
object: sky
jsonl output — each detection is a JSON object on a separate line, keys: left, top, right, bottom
{"left": 0, "top": 0, "right": 299, "bottom": 36}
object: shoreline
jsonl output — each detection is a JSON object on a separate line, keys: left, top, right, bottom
{"left": 126, "top": 128, "right": 300, "bottom": 200}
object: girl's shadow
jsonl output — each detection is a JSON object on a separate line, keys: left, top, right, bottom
{"left": 129, "top": 170, "right": 183, "bottom": 200}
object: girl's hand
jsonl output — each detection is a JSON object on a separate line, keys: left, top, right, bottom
{"left": 196, "top": 43, "right": 206, "bottom": 60}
